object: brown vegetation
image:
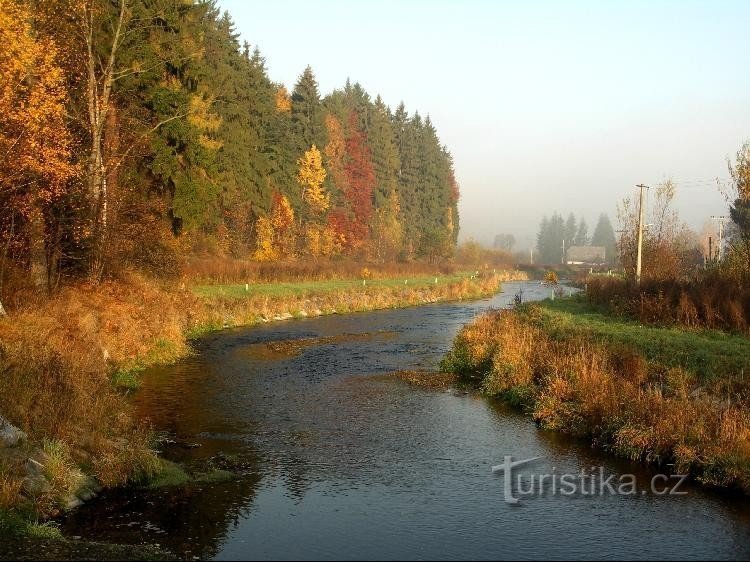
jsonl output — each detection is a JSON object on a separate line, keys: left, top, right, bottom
{"left": 0, "top": 270, "right": 512, "bottom": 517}
{"left": 392, "top": 370, "right": 459, "bottom": 390}
{"left": 182, "top": 257, "right": 459, "bottom": 285}
{"left": 586, "top": 275, "right": 750, "bottom": 333}
{"left": 441, "top": 306, "right": 750, "bottom": 491}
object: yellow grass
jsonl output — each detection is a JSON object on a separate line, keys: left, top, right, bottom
{"left": 441, "top": 306, "right": 750, "bottom": 491}
{"left": 0, "top": 268, "right": 523, "bottom": 518}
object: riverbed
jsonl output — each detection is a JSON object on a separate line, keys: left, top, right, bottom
{"left": 58, "top": 281, "right": 750, "bottom": 560}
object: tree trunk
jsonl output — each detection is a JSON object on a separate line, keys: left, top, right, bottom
{"left": 0, "top": 299, "right": 6, "bottom": 317}
{"left": 29, "top": 207, "right": 47, "bottom": 289}
{"left": 83, "top": 0, "right": 125, "bottom": 281}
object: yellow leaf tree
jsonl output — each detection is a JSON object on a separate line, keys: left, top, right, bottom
{"left": 0, "top": 0, "right": 75, "bottom": 289}
{"left": 372, "top": 189, "right": 404, "bottom": 262}
{"left": 297, "top": 145, "right": 329, "bottom": 214}
{"left": 275, "top": 86, "right": 292, "bottom": 114}
{"left": 324, "top": 114, "right": 346, "bottom": 188}
{"left": 253, "top": 216, "right": 276, "bottom": 261}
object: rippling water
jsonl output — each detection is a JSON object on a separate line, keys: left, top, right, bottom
{"left": 59, "top": 281, "right": 750, "bottom": 560}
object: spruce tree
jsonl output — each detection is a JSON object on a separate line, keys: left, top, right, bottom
{"left": 291, "top": 66, "right": 326, "bottom": 152}
{"left": 574, "top": 218, "right": 589, "bottom": 246}
{"left": 592, "top": 213, "right": 617, "bottom": 264}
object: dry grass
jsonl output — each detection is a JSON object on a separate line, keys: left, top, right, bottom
{"left": 441, "top": 306, "right": 750, "bottom": 491}
{"left": 0, "top": 476, "right": 23, "bottom": 510}
{"left": 392, "top": 370, "right": 459, "bottom": 390}
{"left": 586, "top": 276, "right": 750, "bottom": 333}
{"left": 183, "top": 257, "right": 459, "bottom": 284}
{"left": 0, "top": 268, "right": 515, "bottom": 518}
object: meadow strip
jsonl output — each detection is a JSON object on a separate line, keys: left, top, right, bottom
{"left": 441, "top": 298, "right": 750, "bottom": 491}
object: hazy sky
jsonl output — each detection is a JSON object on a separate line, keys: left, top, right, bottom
{"left": 219, "top": 0, "right": 750, "bottom": 248}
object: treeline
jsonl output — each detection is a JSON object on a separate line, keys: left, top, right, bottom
{"left": 0, "top": 0, "right": 460, "bottom": 296}
{"left": 536, "top": 212, "right": 616, "bottom": 264}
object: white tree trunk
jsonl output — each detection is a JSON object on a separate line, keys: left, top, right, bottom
{"left": 0, "top": 299, "right": 6, "bottom": 317}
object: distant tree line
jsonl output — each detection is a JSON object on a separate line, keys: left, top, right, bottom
{"left": 536, "top": 213, "right": 616, "bottom": 264}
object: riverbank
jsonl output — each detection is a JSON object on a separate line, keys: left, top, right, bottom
{"left": 441, "top": 295, "right": 750, "bottom": 492}
{"left": 0, "top": 268, "right": 524, "bottom": 533}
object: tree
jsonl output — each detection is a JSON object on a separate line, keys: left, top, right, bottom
{"left": 728, "top": 141, "right": 750, "bottom": 274}
{"left": 291, "top": 66, "right": 325, "bottom": 151}
{"left": 574, "top": 218, "right": 589, "bottom": 246}
{"left": 564, "top": 213, "right": 578, "bottom": 250}
{"left": 342, "top": 111, "right": 376, "bottom": 250}
{"left": 592, "top": 213, "right": 617, "bottom": 264}
{"left": 271, "top": 193, "right": 295, "bottom": 257}
{"left": 368, "top": 96, "right": 401, "bottom": 211}
{"left": 78, "top": 0, "right": 130, "bottom": 278}
{"left": 616, "top": 182, "right": 697, "bottom": 279}
{"left": 372, "top": 189, "right": 403, "bottom": 262}
{"left": 0, "top": 1, "right": 463, "bottom": 290}
{"left": 323, "top": 113, "right": 347, "bottom": 198}
{"left": 536, "top": 212, "right": 565, "bottom": 264}
{"left": 494, "top": 234, "right": 516, "bottom": 251}
{"left": 275, "top": 86, "right": 292, "bottom": 114}
{"left": 297, "top": 145, "right": 329, "bottom": 215}
{"left": 0, "top": 0, "right": 75, "bottom": 291}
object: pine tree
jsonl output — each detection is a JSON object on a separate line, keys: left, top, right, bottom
{"left": 592, "top": 213, "right": 617, "bottom": 264}
{"left": 564, "top": 213, "right": 578, "bottom": 248}
{"left": 574, "top": 218, "right": 589, "bottom": 246}
{"left": 291, "top": 66, "right": 326, "bottom": 152}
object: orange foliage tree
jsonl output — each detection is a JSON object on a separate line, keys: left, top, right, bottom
{"left": 0, "top": 0, "right": 75, "bottom": 290}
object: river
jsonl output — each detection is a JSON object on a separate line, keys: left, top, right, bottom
{"left": 58, "top": 281, "right": 750, "bottom": 560}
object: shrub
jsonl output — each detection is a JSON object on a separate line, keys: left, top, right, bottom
{"left": 585, "top": 275, "right": 750, "bottom": 333}
{"left": 444, "top": 306, "right": 750, "bottom": 490}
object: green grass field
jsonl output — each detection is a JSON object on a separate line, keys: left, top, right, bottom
{"left": 193, "top": 272, "right": 477, "bottom": 299}
{"left": 530, "top": 296, "right": 750, "bottom": 381}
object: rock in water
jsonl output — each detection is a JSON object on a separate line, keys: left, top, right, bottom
{"left": 0, "top": 416, "right": 27, "bottom": 448}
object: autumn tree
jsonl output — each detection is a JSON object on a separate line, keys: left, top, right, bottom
{"left": 271, "top": 193, "right": 296, "bottom": 257}
{"left": 728, "top": 141, "right": 750, "bottom": 275}
{"left": 372, "top": 190, "right": 403, "bottom": 261}
{"left": 0, "top": 0, "right": 75, "bottom": 293}
{"left": 341, "top": 111, "right": 376, "bottom": 251}
{"left": 297, "top": 145, "right": 329, "bottom": 215}
{"left": 617, "top": 181, "right": 700, "bottom": 280}
{"left": 323, "top": 114, "right": 347, "bottom": 194}
{"left": 275, "top": 86, "right": 292, "bottom": 114}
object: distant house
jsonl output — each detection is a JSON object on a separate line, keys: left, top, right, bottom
{"left": 566, "top": 245, "right": 606, "bottom": 265}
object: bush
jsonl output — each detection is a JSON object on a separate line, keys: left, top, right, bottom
{"left": 445, "top": 306, "right": 750, "bottom": 491}
{"left": 585, "top": 275, "right": 750, "bottom": 333}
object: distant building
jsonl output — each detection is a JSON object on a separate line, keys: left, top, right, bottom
{"left": 566, "top": 245, "right": 606, "bottom": 265}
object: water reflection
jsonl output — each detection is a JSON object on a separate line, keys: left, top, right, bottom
{"left": 61, "top": 282, "right": 750, "bottom": 560}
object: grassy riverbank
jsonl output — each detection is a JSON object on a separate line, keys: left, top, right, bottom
{"left": 0, "top": 269, "right": 523, "bottom": 527}
{"left": 441, "top": 295, "right": 750, "bottom": 491}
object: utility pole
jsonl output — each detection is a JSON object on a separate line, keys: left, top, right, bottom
{"left": 635, "top": 184, "right": 649, "bottom": 285}
{"left": 561, "top": 239, "right": 566, "bottom": 265}
{"left": 529, "top": 246, "right": 534, "bottom": 265}
{"left": 710, "top": 216, "right": 730, "bottom": 261}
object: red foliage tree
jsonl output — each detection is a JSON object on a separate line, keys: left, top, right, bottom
{"left": 341, "top": 111, "right": 375, "bottom": 248}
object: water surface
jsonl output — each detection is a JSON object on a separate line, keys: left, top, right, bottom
{"left": 61, "top": 282, "right": 750, "bottom": 560}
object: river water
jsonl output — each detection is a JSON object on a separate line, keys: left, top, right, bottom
{"left": 59, "top": 281, "right": 750, "bottom": 560}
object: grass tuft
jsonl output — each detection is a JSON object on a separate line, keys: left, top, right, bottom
{"left": 443, "top": 297, "right": 750, "bottom": 491}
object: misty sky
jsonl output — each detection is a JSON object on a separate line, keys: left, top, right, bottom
{"left": 219, "top": 0, "right": 750, "bottom": 249}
